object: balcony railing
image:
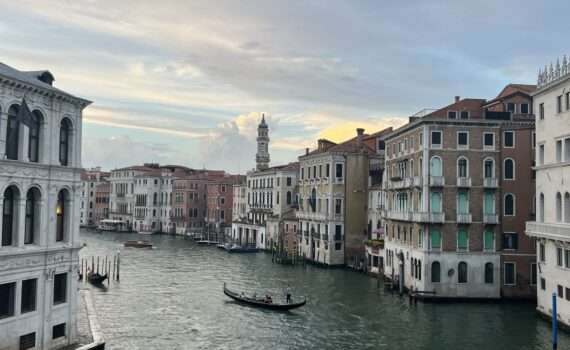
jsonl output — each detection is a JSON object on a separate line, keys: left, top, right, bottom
{"left": 385, "top": 211, "right": 413, "bottom": 221}
{"left": 483, "top": 178, "right": 499, "bottom": 188}
{"left": 456, "top": 177, "right": 472, "bottom": 187}
{"left": 526, "top": 221, "right": 570, "bottom": 240}
{"left": 483, "top": 214, "right": 499, "bottom": 224}
{"left": 429, "top": 176, "right": 445, "bottom": 187}
{"left": 412, "top": 212, "right": 445, "bottom": 223}
{"left": 456, "top": 213, "right": 472, "bottom": 224}
{"left": 321, "top": 234, "right": 329, "bottom": 241}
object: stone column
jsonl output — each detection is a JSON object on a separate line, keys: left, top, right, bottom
{"left": 18, "top": 124, "right": 30, "bottom": 162}
{"left": 0, "top": 112, "right": 7, "bottom": 158}
{"left": 17, "top": 198, "right": 27, "bottom": 247}
{"left": 38, "top": 199, "right": 47, "bottom": 247}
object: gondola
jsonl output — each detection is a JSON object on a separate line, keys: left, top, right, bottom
{"left": 223, "top": 283, "right": 306, "bottom": 311}
{"left": 87, "top": 272, "right": 108, "bottom": 285}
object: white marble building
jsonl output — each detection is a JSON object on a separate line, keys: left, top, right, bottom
{"left": 0, "top": 63, "right": 90, "bottom": 349}
{"left": 527, "top": 57, "right": 570, "bottom": 328}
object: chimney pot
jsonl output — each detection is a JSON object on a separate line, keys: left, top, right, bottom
{"left": 455, "top": 96, "right": 460, "bottom": 103}
{"left": 305, "top": 147, "right": 309, "bottom": 155}
{"left": 356, "top": 128, "right": 364, "bottom": 147}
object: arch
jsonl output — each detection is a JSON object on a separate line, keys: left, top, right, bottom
{"left": 503, "top": 158, "right": 515, "bottom": 180}
{"left": 565, "top": 193, "right": 570, "bottom": 223}
{"left": 457, "top": 156, "right": 469, "bottom": 178}
{"left": 431, "top": 261, "right": 441, "bottom": 283}
{"left": 504, "top": 193, "right": 515, "bottom": 216}
{"left": 539, "top": 193, "right": 545, "bottom": 222}
{"left": 430, "top": 156, "right": 442, "bottom": 177}
{"left": 59, "top": 118, "right": 72, "bottom": 166}
{"left": 29, "top": 110, "right": 44, "bottom": 163}
{"left": 6, "top": 104, "right": 20, "bottom": 160}
{"left": 458, "top": 261, "right": 468, "bottom": 283}
{"left": 153, "top": 192, "right": 158, "bottom": 205}
{"left": 56, "top": 189, "right": 70, "bottom": 242}
{"left": 483, "top": 157, "right": 495, "bottom": 178}
{"left": 25, "top": 187, "right": 41, "bottom": 244}
{"left": 484, "top": 262, "right": 494, "bottom": 284}
{"left": 556, "top": 192, "right": 563, "bottom": 222}
{"left": 2, "top": 185, "right": 20, "bottom": 246}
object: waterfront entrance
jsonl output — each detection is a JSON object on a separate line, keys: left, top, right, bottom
{"left": 80, "top": 230, "right": 569, "bottom": 350}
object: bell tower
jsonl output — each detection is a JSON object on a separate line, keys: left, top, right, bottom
{"left": 255, "top": 114, "right": 270, "bottom": 170}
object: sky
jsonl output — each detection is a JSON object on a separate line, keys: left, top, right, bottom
{"left": 1, "top": 0, "right": 568, "bottom": 173}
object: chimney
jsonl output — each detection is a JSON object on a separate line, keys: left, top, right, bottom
{"left": 305, "top": 147, "right": 309, "bottom": 155}
{"left": 455, "top": 96, "right": 460, "bottom": 103}
{"left": 356, "top": 128, "right": 365, "bottom": 148}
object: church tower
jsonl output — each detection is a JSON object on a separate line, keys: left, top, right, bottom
{"left": 256, "top": 114, "right": 270, "bottom": 170}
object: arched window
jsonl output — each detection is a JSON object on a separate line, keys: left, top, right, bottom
{"left": 430, "top": 156, "right": 442, "bottom": 177}
{"left": 504, "top": 193, "right": 515, "bottom": 216}
{"left": 6, "top": 105, "right": 20, "bottom": 160}
{"left": 457, "top": 157, "right": 468, "bottom": 178}
{"left": 484, "top": 263, "right": 494, "bottom": 284}
{"left": 29, "top": 111, "right": 43, "bottom": 162}
{"left": 556, "top": 192, "right": 562, "bottom": 222}
{"left": 504, "top": 158, "right": 515, "bottom": 180}
{"left": 565, "top": 193, "right": 570, "bottom": 223}
{"left": 153, "top": 193, "right": 158, "bottom": 205}
{"left": 310, "top": 189, "right": 316, "bottom": 212}
{"left": 286, "top": 191, "right": 292, "bottom": 205}
{"left": 410, "top": 159, "right": 415, "bottom": 177}
{"left": 59, "top": 118, "right": 72, "bottom": 166}
{"left": 431, "top": 261, "right": 441, "bottom": 283}
{"left": 2, "top": 186, "right": 19, "bottom": 246}
{"left": 483, "top": 158, "right": 494, "bottom": 178}
{"left": 539, "top": 193, "right": 545, "bottom": 222}
{"left": 458, "top": 262, "right": 468, "bottom": 283}
{"left": 56, "top": 190, "right": 68, "bottom": 242}
{"left": 25, "top": 187, "right": 41, "bottom": 244}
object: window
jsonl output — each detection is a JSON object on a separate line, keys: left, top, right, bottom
{"left": 429, "top": 228, "right": 441, "bottom": 249}
{"left": 504, "top": 263, "right": 516, "bottom": 285}
{"left": 430, "top": 156, "right": 442, "bottom": 177}
{"left": 558, "top": 285, "right": 565, "bottom": 298}
{"left": 448, "top": 111, "right": 457, "bottom": 119}
{"left": 2, "top": 186, "right": 18, "bottom": 247}
{"left": 503, "top": 131, "right": 514, "bottom": 148}
{"left": 484, "top": 159, "right": 494, "bottom": 178}
{"left": 557, "top": 247, "right": 563, "bottom": 266}
{"left": 21, "top": 279, "right": 37, "bottom": 313}
{"left": 334, "top": 225, "right": 342, "bottom": 240}
{"left": 538, "top": 144, "right": 545, "bottom": 165}
{"left": 53, "top": 273, "right": 67, "bottom": 305}
{"left": 430, "top": 192, "right": 442, "bottom": 213}
{"left": 56, "top": 190, "right": 67, "bottom": 242}
{"left": 25, "top": 188, "right": 40, "bottom": 245}
{"left": 460, "top": 111, "right": 469, "bottom": 119}
{"left": 431, "top": 131, "right": 442, "bottom": 148}
{"left": 484, "top": 263, "right": 494, "bottom": 284}
{"left": 335, "top": 163, "right": 343, "bottom": 180}
{"left": 457, "top": 190, "right": 469, "bottom": 214}
{"left": 567, "top": 92, "right": 570, "bottom": 111}
{"left": 20, "top": 333, "right": 35, "bottom": 350}
{"left": 484, "top": 133, "right": 495, "bottom": 149}
{"left": 556, "top": 192, "right": 563, "bottom": 222}
{"left": 53, "top": 323, "right": 66, "bottom": 339}
{"left": 286, "top": 191, "right": 292, "bottom": 205}
{"left": 502, "top": 232, "right": 518, "bottom": 250}
{"left": 0, "top": 282, "right": 16, "bottom": 319}
{"left": 566, "top": 288, "right": 570, "bottom": 301}
{"left": 335, "top": 199, "right": 342, "bottom": 215}
{"left": 565, "top": 249, "right": 570, "bottom": 268}
{"left": 520, "top": 103, "right": 529, "bottom": 114}
{"left": 539, "top": 242, "right": 545, "bottom": 262}
{"left": 483, "top": 191, "right": 494, "bottom": 215}
{"left": 539, "top": 103, "right": 544, "bottom": 120}
{"left": 531, "top": 263, "right": 537, "bottom": 286}
{"left": 504, "top": 159, "right": 515, "bottom": 180}
{"left": 431, "top": 262, "right": 441, "bottom": 283}
{"left": 457, "top": 157, "right": 468, "bottom": 178}
{"left": 540, "top": 278, "right": 546, "bottom": 290}
{"left": 458, "top": 262, "right": 468, "bottom": 283}
{"left": 504, "top": 193, "right": 515, "bottom": 216}
{"left": 457, "top": 132, "right": 468, "bottom": 149}
{"left": 457, "top": 228, "right": 468, "bottom": 251}
{"left": 6, "top": 105, "right": 20, "bottom": 160}
{"left": 286, "top": 177, "right": 292, "bottom": 186}
{"left": 557, "top": 95, "right": 563, "bottom": 113}
{"left": 484, "top": 229, "right": 495, "bottom": 251}
{"left": 59, "top": 118, "right": 72, "bottom": 166}
{"left": 326, "top": 164, "right": 330, "bottom": 177}
{"left": 506, "top": 103, "right": 515, "bottom": 113}
{"left": 557, "top": 140, "right": 563, "bottom": 162}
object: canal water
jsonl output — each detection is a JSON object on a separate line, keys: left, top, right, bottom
{"left": 79, "top": 230, "right": 569, "bottom": 350}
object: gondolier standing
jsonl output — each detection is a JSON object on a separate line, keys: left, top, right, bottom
{"left": 286, "top": 285, "right": 292, "bottom": 304}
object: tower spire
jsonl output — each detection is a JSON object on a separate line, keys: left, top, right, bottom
{"left": 255, "top": 113, "right": 270, "bottom": 171}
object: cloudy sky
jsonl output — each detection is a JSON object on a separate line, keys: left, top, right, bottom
{"left": 1, "top": 0, "right": 567, "bottom": 173}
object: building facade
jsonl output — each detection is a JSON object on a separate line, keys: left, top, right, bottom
{"left": 93, "top": 181, "right": 110, "bottom": 226}
{"left": 526, "top": 58, "right": 570, "bottom": 327}
{"left": 79, "top": 167, "right": 109, "bottom": 227}
{"left": 0, "top": 63, "right": 90, "bottom": 349}
{"left": 205, "top": 175, "right": 244, "bottom": 240}
{"left": 383, "top": 86, "right": 535, "bottom": 299}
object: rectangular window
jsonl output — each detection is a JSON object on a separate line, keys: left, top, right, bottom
{"left": 502, "top": 233, "right": 518, "bottom": 250}
{"left": 540, "top": 243, "right": 545, "bottom": 262}
{"left": 566, "top": 92, "right": 570, "bottom": 111}
{"left": 457, "top": 191, "right": 469, "bottom": 214}
{"left": 504, "top": 263, "right": 516, "bottom": 285}
{"left": 566, "top": 288, "right": 570, "bottom": 302}
{"left": 565, "top": 249, "right": 570, "bottom": 268}
{"left": 21, "top": 279, "right": 37, "bottom": 314}
{"left": 539, "top": 144, "right": 545, "bottom": 165}
{"left": 557, "top": 95, "right": 562, "bottom": 113}
{"left": 503, "top": 131, "right": 514, "bottom": 148}
{"left": 431, "top": 131, "right": 442, "bottom": 148}
{"left": 507, "top": 103, "right": 515, "bottom": 113}
{"left": 53, "top": 273, "right": 67, "bottom": 305}
{"left": 53, "top": 323, "right": 66, "bottom": 339}
{"left": 286, "top": 177, "right": 292, "bottom": 186}
{"left": 530, "top": 263, "right": 537, "bottom": 286}
{"left": 484, "top": 230, "right": 494, "bottom": 251}
{"left": 457, "top": 131, "right": 468, "bottom": 148}
{"left": 334, "top": 225, "right": 342, "bottom": 241}
{"left": 448, "top": 111, "right": 457, "bottom": 119}
{"left": 484, "top": 133, "right": 495, "bottom": 149}
{"left": 0, "top": 282, "right": 16, "bottom": 319}
{"left": 430, "top": 228, "right": 441, "bottom": 250}
{"left": 557, "top": 247, "right": 563, "bottom": 266}
{"left": 558, "top": 285, "right": 564, "bottom": 298}
{"left": 457, "top": 229, "right": 468, "bottom": 251}
{"left": 539, "top": 103, "right": 545, "bottom": 120}
{"left": 335, "top": 199, "right": 342, "bottom": 215}
{"left": 326, "top": 164, "right": 330, "bottom": 177}
{"left": 335, "top": 164, "right": 343, "bottom": 179}
{"left": 20, "top": 333, "right": 36, "bottom": 350}
{"left": 556, "top": 140, "right": 563, "bottom": 162}
{"left": 483, "top": 191, "right": 494, "bottom": 215}
{"left": 520, "top": 103, "right": 529, "bottom": 114}
{"left": 540, "top": 278, "right": 546, "bottom": 290}
{"left": 460, "top": 111, "right": 469, "bottom": 119}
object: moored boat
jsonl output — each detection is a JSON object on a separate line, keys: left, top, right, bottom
{"left": 223, "top": 283, "right": 306, "bottom": 311}
{"left": 124, "top": 240, "right": 153, "bottom": 248}
{"left": 225, "top": 244, "right": 258, "bottom": 253}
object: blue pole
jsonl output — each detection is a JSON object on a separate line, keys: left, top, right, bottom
{"left": 552, "top": 292, "right": 558, "bottom": 350}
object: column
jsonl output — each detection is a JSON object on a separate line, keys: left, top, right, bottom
{"left": 38, "top": 199, "right": 48, "bottom": 247}
{"left": 17, "top": 198, "right": 26, "bottom": 247}
{"left": 18, "top": 124, "right": 30, "bottom": 162}
{"left": 0, "top": 112, "right": 7, "bottom": 158}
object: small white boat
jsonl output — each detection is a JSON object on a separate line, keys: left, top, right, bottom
{"left": 138, "top": 231, "right": 153, "bottom": 235}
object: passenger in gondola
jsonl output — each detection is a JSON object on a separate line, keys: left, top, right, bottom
{"left": 265, "top": 295, "right": 273, "bottom": 304}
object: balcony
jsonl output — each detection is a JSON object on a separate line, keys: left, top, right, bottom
{"left": 429, "top": 176, "right": 445, "bottom": 187}
{"left": 456, "top": 213, "right": 472, "bottom": 224}
{"left": 483, "top": 214, "right": 499, "bottom": 224}
{"left": 412, "top": 212, "right": 445, "bottom": 223}
{"left": 385, "top": 211, "right": 413, "bottom": 221}
{"left": 321, "top": 234, "right": 329, "bottom": 241}
{"left": 456, "top": 177, "right": 472, "bottom": 188}
{"left": 526, "top": 221, "right": 570, "bottom": 240}
{"left": 413, "top": 177, "right": 422, "bottom": 187}
{"left": 483, "top": 178, "right": 498, "bottom": 188}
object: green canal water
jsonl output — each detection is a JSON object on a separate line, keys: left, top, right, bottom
{"left": 79, "top": 230, "right": 569, "bottom": 350}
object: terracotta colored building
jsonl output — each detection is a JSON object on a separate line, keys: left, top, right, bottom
{"left": 205, "top": 175, "right": 245, "bottom": 239}
{"left": 94, "top": 182, "right": 110, "bottom": 226}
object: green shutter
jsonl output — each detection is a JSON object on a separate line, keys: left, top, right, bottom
{"left": 430, "top": 228, "right": 441, "bottom": 249}
{"left": 458, "top": 191, "right": 469, "bottom": 214}
{"left": 484, "top": 191, "right": 494, "bottom": 215}
{"left": 431, "top": 192, "right": 441, "bottom": 213}
{"left": 457, "top": 229, "right": 468, "bottom": 250}
{"left": 484, "top": 230, "right": 494, "bottom": 250}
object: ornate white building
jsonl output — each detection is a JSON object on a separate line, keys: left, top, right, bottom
{"left": 0, "top": 63, "right": 90, "bottom": 349}
{"left": 527, "top": 55, "right": 570, "bottom": 328}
